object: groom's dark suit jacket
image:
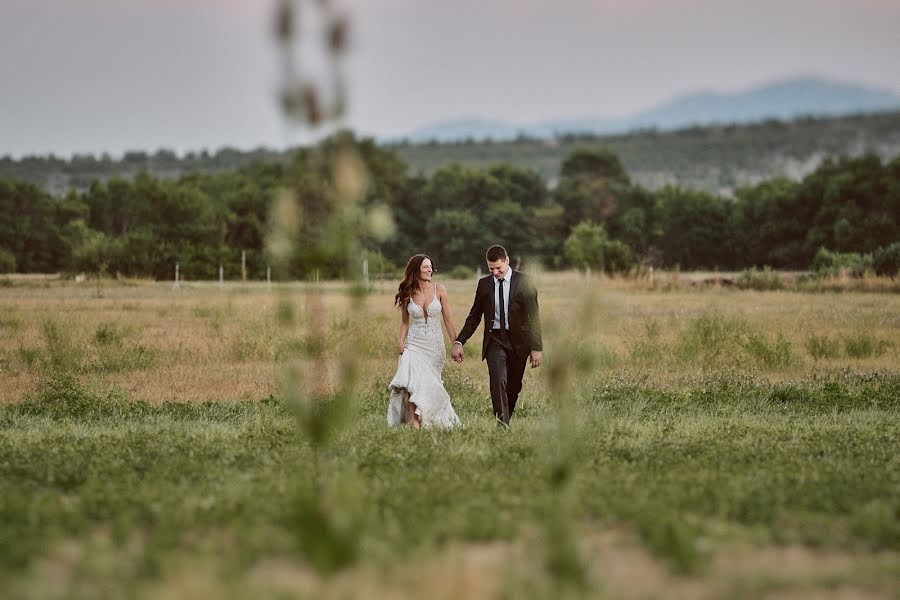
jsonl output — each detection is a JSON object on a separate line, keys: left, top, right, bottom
{"left": 456, "top": 270, "right": 543, "bottom": 361}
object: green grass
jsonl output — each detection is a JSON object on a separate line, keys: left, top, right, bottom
{"left": 2, "top": 371, "right": 899, "bottom": 596}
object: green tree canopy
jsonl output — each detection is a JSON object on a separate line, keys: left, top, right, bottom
{"left": 655, "top": 186, "right": 735, "bottom": 269}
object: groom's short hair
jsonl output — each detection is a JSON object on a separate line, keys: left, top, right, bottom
{"left": 486, "top": 245, "right": 508, "bottom": 262}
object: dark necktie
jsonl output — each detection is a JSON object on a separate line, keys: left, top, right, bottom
{"left": 498, "top": 278, "right": 506, "bottom": 330}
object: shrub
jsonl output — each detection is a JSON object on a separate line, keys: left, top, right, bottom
{"left": 94, "top": 322, "right": 130, "bottom": 346}
{"left": 843, "top": 333, "right": 890, "bottom": 359}
{"left": 445, "top": 265, "right": 475, "bottom": 280}
{"left": 95, "top": 344, "right": 156, "bottom": 373}
{"left": 674, "top": 312, "right": 747, "bottom": 365}
{"left": 563, "top": 222, "right": 634, "bottom": 274}
{"left": 628, "top": 318, "right": 665, "bottom": 364}
{"left": 737, "top": 267, "right": 784, "bottom": 291}
{"left": 806, "top": 335, "right": 841, "bottom": 360}
{"left": 88, "top": 321, "right": 156, "bottom": 373}
{"left": 362, "top": 249, "right": 399, "bottom": 278}
{"left": 740, "top": 331, "right": 794, "bottom": 368}
{"left": 872, "top": 243, "right": 900, "bottom": 278}
{"left": 17, "top": 346, "right": 41, "bottom": 368}
{"left": 811, "top": 247, "right": 872, "bottom": 278}
{"left": 41, "top": 318, "right": 82, "bottom": 374}
{"left": 603, "top": 239, "right": 635, "bottom": 274}
{"left": 25, "top": 371, "right": 96, "bottom": 416}
{"left": 17, "top": 370, "right": 129, "bottom": 419}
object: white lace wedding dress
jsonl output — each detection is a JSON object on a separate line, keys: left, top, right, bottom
{"left": 387, "top": 288, "right": 461, "bottom": 429}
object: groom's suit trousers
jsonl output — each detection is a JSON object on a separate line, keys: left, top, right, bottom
{"left": 486, "top": 329, "right": 528, "bottom": 425}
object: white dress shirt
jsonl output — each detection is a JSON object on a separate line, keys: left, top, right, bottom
{"left": 492, "top": 268, "right": 512, "bottom": 330}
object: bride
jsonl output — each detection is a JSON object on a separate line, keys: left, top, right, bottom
{"left": 387, "top": 254, "right": 462, "bottom": 429}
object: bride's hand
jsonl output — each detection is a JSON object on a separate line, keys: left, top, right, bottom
{"left": 451, "top": 343, "right": 464, "bottom": 363}
{"left": 398, "top": 343, "right": 406, "bottom": 355}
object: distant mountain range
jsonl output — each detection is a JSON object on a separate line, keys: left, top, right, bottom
{"left": 403, "top": 77, "right": 900, "bottom": 143}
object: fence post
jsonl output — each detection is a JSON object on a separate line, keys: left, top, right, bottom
{"left": 173, "top": 262, "right": 180, "bottom": 289}
{"left": 241, "top": 250, "right": 247, "bottom": 282}
{"left": 267, "top": 265, "right": 271, "bottom": 291}
{"left": 219, "top": 265, "right": 224, "bottom": 289}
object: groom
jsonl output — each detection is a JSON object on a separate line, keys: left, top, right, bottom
{"left": 452, "top": 245, "right": 543, "bottom": 427}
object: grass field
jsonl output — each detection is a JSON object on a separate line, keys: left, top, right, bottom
{"left": 1, "top": 273, "right": 898, "bottom": 598}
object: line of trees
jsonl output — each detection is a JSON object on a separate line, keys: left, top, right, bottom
{"left": 1, "top": 132, "right": 897, "bottom": 279}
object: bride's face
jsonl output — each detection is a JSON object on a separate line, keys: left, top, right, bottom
{"left": 418, "top": 259, "right": 433, "bottom": 282}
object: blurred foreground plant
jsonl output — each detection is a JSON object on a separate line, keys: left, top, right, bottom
{"left": 268, "top": 19, "right": 393, "bottom": 563}
{"left": 273, "top": 0, "right": 349, "bottom": 127}
{"left": 535, "top": 268, "right": 593, "bottom": 595}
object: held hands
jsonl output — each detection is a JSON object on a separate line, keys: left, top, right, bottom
{"left": 529, "top": 350, "right": 542, "bottom": 368}
{"left": 451, "top": 342, "right": 464, "bottom": 363}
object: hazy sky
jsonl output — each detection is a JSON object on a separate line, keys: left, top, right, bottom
{"left": 1, "top": 0, "right": 899, "bottom": 157}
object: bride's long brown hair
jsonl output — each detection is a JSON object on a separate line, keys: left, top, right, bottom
{"left": 394, "top": 254, "right": 433, "bottom": 308}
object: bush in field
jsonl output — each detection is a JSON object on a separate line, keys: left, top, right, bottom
{"left": 806, "top": 335, "right": 842, "bottom": 360}
{"left": 739, "top": 331, "right": 794, "bottom": 368}
{"left": 361, "top": 249, "right": 398, "bottom": 278}
{"left": 602, "top": 238, "right": 634, "bottom": 274}
{"left": 18, "top": 370, "right": 130, "bottom": 419}
{"left": 661, "top": 312, "right": 797, "bottom": 369}
{"left": 872, "top": 242, "right": 900, "bottom": 277}
{"left": 843, "top": 333, "right": 891, "bottom": 359}
{"left": 41, "top": 318, "right": 83, "bottom": 374}
{"left": 563, "top": 222, "right": 634, "bottom": 274}
{"left": 26, "top": 320, "right": 157, "bottom": 375}
{"left": 811, "top": 247, "right": 872, "bottom": 277}
{"left": 445, "top": 264, "right": 475, "bottom": 280}
{"left": 629, "top": 318, "right": 665, "bottom": 365}
{"left": 737, "top": 267, "right": 784, "bottom": 290}
{"left": 96, "top": 345, "right": 156, "bottom": 373}
{"left": 26, "top": 371, "right": 95, "bottom": 416}
{"left": 90, "top": 321, "right": 156, "bottom": 373}
{"left": 674, "top": 312, "right": 747, "bottom": 365}
{"left": 94, "top": 322, "right": 130, "bottom": 346}
{"left": 17, "top": 346, "right": 41, "bottom": 368}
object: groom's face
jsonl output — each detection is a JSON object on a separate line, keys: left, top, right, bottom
{"left": 487, "top": 257, "right": 509, "bottom": 280}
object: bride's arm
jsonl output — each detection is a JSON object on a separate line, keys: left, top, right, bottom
{"left": 398, "top": 305, "right": 410, "bottom": 355}
{"left": 438, "top": 284, "right": 458, "bottom": 344}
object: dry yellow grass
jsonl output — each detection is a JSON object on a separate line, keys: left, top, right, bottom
{"left": 1, "top": 272, "right": 898, "bottom": 405}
